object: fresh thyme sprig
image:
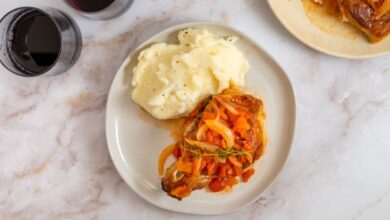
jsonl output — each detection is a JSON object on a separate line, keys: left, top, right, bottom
{"left": 184, "top": 145, "right": 252, "bottom": 159}
{"left": 186, "top": 145, "right": 201, "bottom": 158}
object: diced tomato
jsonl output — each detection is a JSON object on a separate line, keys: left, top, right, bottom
{"left": 234, "top": 116, "right": 250, "bottom": 131}
{"left": 232, "top": 166, "right": 242, "bottom": 176}
{"left": 218, "top": 164, "right": 227, "bottom": 178}
{"left": 242, "top": 169, "right": 255, "bottom": 182}
{"left": 227, "top": 166, "right": 234, "bottom": 175}
{"left": 238, "top": 156, "right": 246, "bottom": 163}
{"left": 226, "top": 176, "right": 238, "bottom": 186}
{"left": 206, "top": 131, "right": 214, "bottom": 143}
{"left": 205, "top": 130, "right": 223, "bottom": 146}
{"left": 208, "top": 178, "right": 227, "bottom": 192}
{"left": 207, "top": 162, "right": 217, "bottom": 176}
{"left": 227, "top": 111, "right": 238, "bottom": 122}
{"left": 172, "top": 146, "right": 181, "bottom": 158}
{"left": 213, "top": 136, "right": 222, "bottom": 146}
{"left": 200, "top": 158, "right": 208, "bottom": 170}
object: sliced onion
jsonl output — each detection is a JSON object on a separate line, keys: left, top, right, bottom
{"left": 158, "top": 144, "right": 175, "bottom": 176}
{"left": 184, "top": 120, "right": 196, "bottom": 136}
{"left": 185, "top": 138, "right": 219, "bottom": 152}
{"left": 243, "top": 164, "right": 253, "bottom": 173}
{"left": 211, "top": 101, "right": 220, "bottom": 120}
{"left": 196, "top": 124, "right": 208, "bottom": 140}
{"left": 204, "top": 120, "right": 235, "bottom": 148}
{"left": 172, "top": 170, "right": 185, "bottom": 183}
{"left": 215, "top": 97, "right": 239, "bottom": 115}
{"left": 243, "top": 151, "right": 253, "bottom": 164}
{"left": 228, "top": 156, "right": 242, "bottom": 168}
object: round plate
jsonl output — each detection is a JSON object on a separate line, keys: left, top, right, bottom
{"left": 105, "top": 22, "right": 296, "bottom": 215}
{"left": 268, "top": 0, "right": 390, "bottom": 59}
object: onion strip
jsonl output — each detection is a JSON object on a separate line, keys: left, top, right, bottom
{"left": 211, "top": 101, "right": 220, "bottom": 120}
{"left": 228, "top": 156, "right": 242, "bottom": 168}
{"left": 204, "top": 120, "right": 235, "bottom": 148}
{"left": 244, "top": 151, "right": 253, "bottom": 164}
{"left": 185, "top": 138, "right": 220, "bottom": 152}
{"left": 158, "top": 145, "right": 175, "bottom": 176}
{"left": 215, "top": 97, "right": 239, "bottom": 115}
{"left": 243, "top": 164, "right": 253, "bottom": 173}
{"left": 184, "top": 120, "right": 195, "bottom": 136}
{"left": 196, "top": 124, "right": 209, "bottom": 140}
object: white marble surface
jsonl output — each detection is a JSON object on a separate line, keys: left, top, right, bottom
{"left": 1, "top": 0, "right": 390, "bottom": 219}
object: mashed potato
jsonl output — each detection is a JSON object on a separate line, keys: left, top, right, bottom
{"left": 131, "top": 28, "right": 249, "bottom": 120}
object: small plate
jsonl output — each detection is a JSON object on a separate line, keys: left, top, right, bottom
{"left": 268, "top": 0, "right": 390, "bottom": 59}
{"left": 105, "top": 22, "right": 295, "bottom": 215}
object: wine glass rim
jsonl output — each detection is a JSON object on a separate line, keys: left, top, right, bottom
{"left": 63, "top": 0, "right": 115, "bottom": 14}
{"left": 0, "top": 7, "right": 64, "bottom": 77}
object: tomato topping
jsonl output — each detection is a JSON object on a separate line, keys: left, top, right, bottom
{"left": 242, "top": 168, "right": 255, "bottom": 182}
{"left": 232, "top": 166, "right": 242, "bottom": 176}
{"left": 234, "top": 116, "right": 250, "bottom": 131}
{"left": 238, "top": 156, "right": 246, "bottom": 163}
{"left": 172, "top": 145, "right": 181, "bottom": 158}
{"left": 218, "top": 164, "right": 227, "bottom": 178}
{"left": 226, "top": 176, "right": 238, "bottom": 186}
{"left": 200, "top": 158, "right": 208, "bottom": 170}
{"left": 207, "top": 162, "right": 217, "bottom": 176}
{"left": 208, "top": 178, "right": 227, "bottom": 192}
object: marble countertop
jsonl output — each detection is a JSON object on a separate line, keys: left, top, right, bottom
{"left": 1, "top": 0, "right": 390, "bottom": 219}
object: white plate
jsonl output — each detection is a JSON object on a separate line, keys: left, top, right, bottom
{"left": 268, "top": 0, "right": 390, "bottom": 59}
{"left": 105, "top": 22, "right": 296, "bottom": 215}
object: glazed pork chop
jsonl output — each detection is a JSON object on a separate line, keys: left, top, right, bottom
{"left": 158, "top": 88, "right": 267, "bottom": 200}
{"left": 314, "top": 0, "right": 390, "bottom": 42}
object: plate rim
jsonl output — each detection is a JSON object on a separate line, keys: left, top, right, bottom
{"left": 267, "top": 0, "right": 390, "bottom": 59}
{"left": 105, "top": 21, "right": 296, "bottom": 215}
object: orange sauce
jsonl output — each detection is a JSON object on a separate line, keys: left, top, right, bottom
{"left": 137, "top": 107, "right": 185, "bottom": 140}
{"left": 302, "top": 0, "right": 359, "bottom": 39}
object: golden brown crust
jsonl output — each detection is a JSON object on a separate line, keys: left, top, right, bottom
{"left": 314, "top": 0, "right": 390, "bottom": 42}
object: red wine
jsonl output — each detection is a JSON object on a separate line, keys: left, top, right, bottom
{"left": 67, "top": 0, "right": 115, "bottom": 12}
{"left": 9, "top": 11, "right": 61, "bottom": 75}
